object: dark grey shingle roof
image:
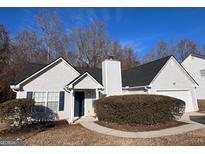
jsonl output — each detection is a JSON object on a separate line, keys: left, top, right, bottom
{"left": 14, "top": 63, "right": 46, "bottom": 85}
{"left": 14, "top": 56, "right": 171, "bottom": 87}
{"left": 122, "top": 56, "right": 171, "bottom": 87}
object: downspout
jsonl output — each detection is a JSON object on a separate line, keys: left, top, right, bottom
{"left": 147, "top": 87, "right": 151, "bottom": 94}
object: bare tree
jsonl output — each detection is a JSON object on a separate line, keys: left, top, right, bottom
{"left": 169, "top": 39, "right": 177, "bottom": 58}
{"left": 143, "top": 48, "right": 160, "bottom": 63}
{"left": 71, "top": 21, "right": 111, "bottom": 67}
{"left": 0, "top": 25, "right": 15, "bottom": 103}
{"left": 143, "top": 38, "right": 202, "bottom": 63}
{"left": 13, "top": 30, "right": 47, "bottom": 65}
{"left": 176, "top": 39, "right": 200, "bottom": 62}
{"left": 0, "top": 25, "right": 10, "bottom": 66}
{"left": 121, "top": 45, "right": 140, "bottom": 69}
{"left": 36, "top": 12, "right": 74, "bottom": 63}
{"left": 158, "top": 40, "right": 169, "bottom": 57}
{"left": 143, "top": 39, "right": 170, "bottom": 63}
{"left": 72, "top": 21, "right": 140, "bottom": 68}
{"left": 109, "top": 41, "right": 123, "bottom": 60}
{"left": 109, "top": 41, "right": 139, "bottom": 69}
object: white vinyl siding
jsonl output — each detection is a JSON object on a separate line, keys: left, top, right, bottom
{"left": 182, "top": 55, "right": 205, "bottom": 99}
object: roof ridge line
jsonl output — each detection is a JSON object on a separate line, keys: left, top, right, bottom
{"left": 124, "top": 55, "right": 172, "bottom": 71}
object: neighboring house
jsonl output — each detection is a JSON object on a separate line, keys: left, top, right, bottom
{"left": 10, "top": 56, "right": 198, "bottom": 123}
{"left": 182, "top": 54, "right": 205, "bottom": 100}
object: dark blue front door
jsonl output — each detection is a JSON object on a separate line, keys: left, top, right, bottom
{"left": 74, "top": 92, "right": 85, "bottom": 117}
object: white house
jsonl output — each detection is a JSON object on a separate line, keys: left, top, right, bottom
{"left": 10, "top": 56, "right": 199, "bottom": 123}
{"left": 182, "top": 54, "right": 205, "bottom": 100}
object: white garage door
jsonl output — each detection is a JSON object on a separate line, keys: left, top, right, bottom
{"left": 156, "top": 90, "right": 194, "bottom": 112}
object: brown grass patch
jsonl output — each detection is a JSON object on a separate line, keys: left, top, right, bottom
{"left": 24, "top": 124, "right": 205, "bottom": 146}
{"left": 0, "top": 120, "right": 69, "bottom": 140}
{"left": 1, "top": 122, "right": 205, "bottom": 146}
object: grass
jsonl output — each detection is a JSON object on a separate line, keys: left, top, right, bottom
{"left": 1, "top": 121, "right": 205, "bottom": 146}
{"left": 0, "top": 120, "right": 69, "bottom": 141}
{"left": 96, "top": 120, "right": 187, "bottom": 132}
{"left": 22, "top": 125, "right": 205, "bottom": 146}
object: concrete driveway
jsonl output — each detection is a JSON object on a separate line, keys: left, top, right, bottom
{"left": 180, "top": 112, "right": 205, "bottom": 124}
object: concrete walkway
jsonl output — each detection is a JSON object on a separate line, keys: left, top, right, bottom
{"left": 80, "top": 112, "right": 205, "bottom": 138}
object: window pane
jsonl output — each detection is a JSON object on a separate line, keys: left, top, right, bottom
{"left": 47, "top": 101, "right": 58, "bottom": 112}
{"left": 48, "top": 92, "right": 59, "bottom": 101}
{"left": 47, "top": 92, "right": 59, "bottom": 112}
{"left": 33, "top": 92, "right": 46, "bottom": 105}
{"left": 27, "top": 92, "right": 33, "bottom": 99}
{"left": 32, "top": 92, "right": 46, "bottom": 112}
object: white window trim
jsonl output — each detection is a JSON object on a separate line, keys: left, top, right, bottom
{"left": 45, "top": 91, "right": 48, "bottom": 107}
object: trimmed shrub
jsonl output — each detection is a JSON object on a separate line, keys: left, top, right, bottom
{"left": 94, "top": 95, "right": 185, "bottom": 125}
{"left": 0, "top": 99, "right": 35, "bottom": 127}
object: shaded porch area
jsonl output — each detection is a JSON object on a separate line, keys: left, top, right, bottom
{"left": 65, "top": 72, "right": 104, "bottom": 123}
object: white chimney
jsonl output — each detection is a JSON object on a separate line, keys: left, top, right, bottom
{"left": 102, "top": 58, "right": 122, "bottom": 96}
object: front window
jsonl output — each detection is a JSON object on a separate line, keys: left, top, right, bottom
{"left": 31, "top": 91, "right": 61, "bottom": 112}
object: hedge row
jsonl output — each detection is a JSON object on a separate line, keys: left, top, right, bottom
{"left": 94, "top": 95, "right": 185, "bottom": 125}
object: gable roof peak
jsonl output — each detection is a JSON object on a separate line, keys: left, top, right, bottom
{"left": 13, "top": 56, "right": 80, "bottom": 85}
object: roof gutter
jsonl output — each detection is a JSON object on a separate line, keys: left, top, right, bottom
{"left": 64, "top": 85, "right": 104, "bottom": 93}
{"left": 10, "top": 85, "right": 21, "bottom": 92}
{"left": 122, "top": 85, "right": 151, "bottom": 90}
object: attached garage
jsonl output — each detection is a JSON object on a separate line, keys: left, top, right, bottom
{"left": 122, "top": 56, "right": 199, "bottom": 112}
{"left": 156, "top": 90, "right": 194, "bottom": 112}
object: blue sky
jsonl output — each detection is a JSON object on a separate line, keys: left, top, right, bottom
{"left": 1, "top": 7, "right": 205, "bottom": 59}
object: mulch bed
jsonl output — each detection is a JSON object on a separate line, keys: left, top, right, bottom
{"left": 96, "top": 120, "right": 187, "bottom": 132}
